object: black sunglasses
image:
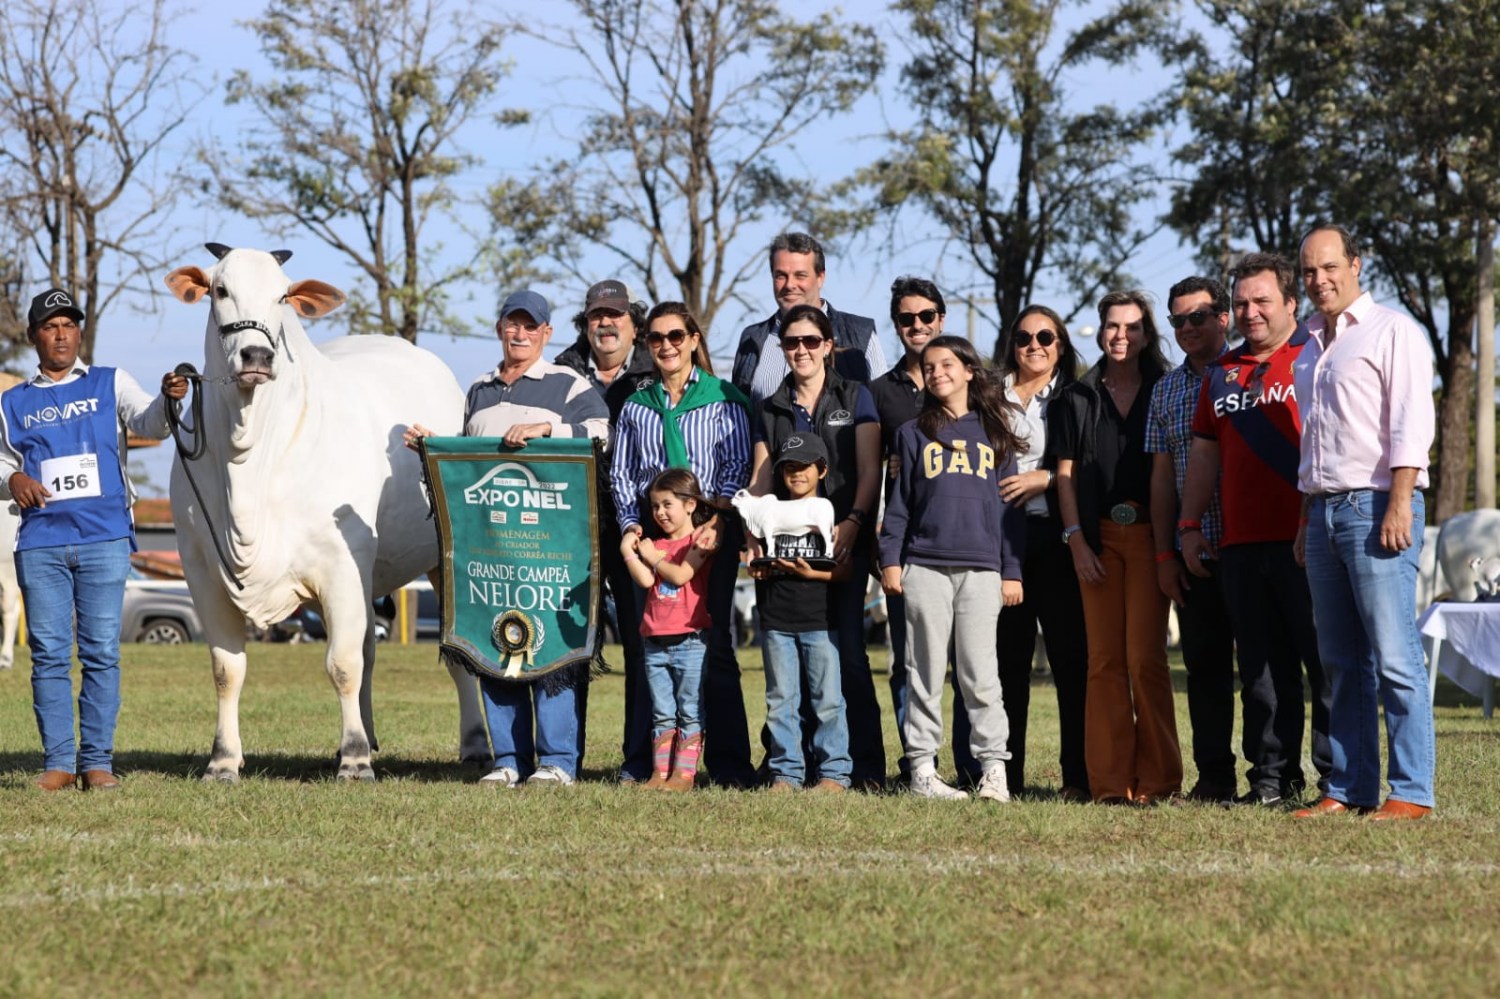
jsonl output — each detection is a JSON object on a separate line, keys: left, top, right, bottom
{"left": 1167, "top": 309, "right": 1220, "bottom": 329}
{"left": 780, "top": 334, "right": 828, "bottom": 351}
{"left": 896, "top": 309, "right": 941, "bottom": 328}
{"left": 645, "top": 329, "right": 689, "bottom": 348}
{"left": 1245, "top": 360, "right": 1272, "bottom": 395}
{"left": 1014, "top": 330, "right": 1057, "bottom": 348}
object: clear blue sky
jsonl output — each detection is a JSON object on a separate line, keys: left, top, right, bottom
{"left": 88, "top": 0, "right": 1200, "bottom": 493}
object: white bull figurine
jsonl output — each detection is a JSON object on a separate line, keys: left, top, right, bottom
{"left": 732, "top": 489, "right": 836, "bottom": 558}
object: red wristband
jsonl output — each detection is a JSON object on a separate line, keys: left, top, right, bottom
{"left": 1298, "top": 517, "right": 1310, "bottom": 527}
{"left": 1176, "top": 519, "right": 1202, "bottom": 531}
{"left": 1154, "top": 551, "right": 1176, "bottom": 564}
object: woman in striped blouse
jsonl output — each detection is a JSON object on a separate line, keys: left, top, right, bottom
{"left": 611, "top": 302, "right": 756, "bottom": 787}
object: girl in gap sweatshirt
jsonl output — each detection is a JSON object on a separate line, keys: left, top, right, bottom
{"left": 879, "top": 335, "right": 1027, "bottom": 801}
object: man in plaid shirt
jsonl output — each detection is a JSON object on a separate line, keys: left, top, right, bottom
{"left": 1146, "top": 276, "right": 1237, "bottom": 804}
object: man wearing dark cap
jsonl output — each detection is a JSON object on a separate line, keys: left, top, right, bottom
{"left": 0, "top": 287, "right": 187, "bottom": 791}
{"left": 556, "top": 280, "right": 654, "bottom": 396}
{"left": 555, "top": 280, "right": 658, "bottom": 783}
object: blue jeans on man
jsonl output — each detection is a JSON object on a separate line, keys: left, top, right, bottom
{"left": 1304, "top": 490, "right": 1433, "bottom": 808}
{"left": 480, "top": 678, "right": 583, "bottom": 779}
{"left": 17, "top": 538, "right": 131, "bottom": 774}
{"left": 762, "top": 629, "right": 851, "bottom": 787}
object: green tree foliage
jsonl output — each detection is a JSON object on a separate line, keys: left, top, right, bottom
{"left": 852, "top": 0, "right": 1180, "bottom": 356}
{"left": 0, "top": 0, "right": 199, "bottom": 364}
{"left": 199, "top": 0, "right": 524, "bottom": 342}
{"left": 1170, "top": 0, "right": 1500, "bottom": 518}
{"left": 487, "top": 0, "right": 883, "bottom": 339}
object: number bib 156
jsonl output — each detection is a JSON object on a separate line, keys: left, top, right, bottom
{"left": 39, "top": 453, "right": 101, "bottom": 501}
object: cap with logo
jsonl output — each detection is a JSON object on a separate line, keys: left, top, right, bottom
{"left": 499, "top": 290, "right": 551, "bottom": 325}
{"left": 28, "top": 288, "right": 85, "bottom": 329}
{"left": 773, "top": 433, "right": 830, "bottom": 469}
{"left": 584, "top": 280, "right": 630, "bottom": 315}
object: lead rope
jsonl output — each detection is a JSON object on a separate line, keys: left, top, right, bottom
{"left": 165, "top": 362, "right": 245, "bottom": 591}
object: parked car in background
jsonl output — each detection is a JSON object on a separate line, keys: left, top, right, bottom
{"left": 121, "top": 568, "right": 202, "bottom": 644}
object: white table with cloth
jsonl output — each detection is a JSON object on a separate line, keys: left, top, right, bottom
{"left": 1420, "top": 602, "right": 1500, "bottom": 719}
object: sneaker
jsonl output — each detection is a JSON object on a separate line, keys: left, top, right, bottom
{"left": 479, "top": 766, "right": 520, "bottom": 789}
{"left": 976, "top": 767, "right": 1011, "bottom": 803}
{"left": 1233, "top": 787, "right": 1284, "bottom": 808}
{"left": 527, "top": 765, "right": 575, "bottom": 787}
{"left": 910, "top": 765, "right": 969, "bottom": 800}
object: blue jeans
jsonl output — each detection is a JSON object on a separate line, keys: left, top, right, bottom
{"left": 17, "top": 538, "right": 131, "bottom": 773}
{"left": 1305, "top": 490, "right": 1433, "bottom": 807}
{"left": 643, "top": 634, "right": 705, "bottom": 738}
{"left": 479, "top": 677, "right": 582, "bottom": 778}
{"left": 762, "top": 629, "right": 851, "bottom": 786}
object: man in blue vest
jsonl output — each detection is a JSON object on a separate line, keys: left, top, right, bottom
{"left": 0, "top": 287, "right": 187, "bottom": 791}
{"left": 731, "top": 232, "right": 885, "bottom": 406}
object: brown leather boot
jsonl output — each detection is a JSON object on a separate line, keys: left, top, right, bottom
{"left": 643, "top": 729, "right": 675, "bottom": 790}
{"left": 35, "top": 769, "right": 77, "bottom": 791}
{"left": 664, "top": 731, "right": 702, "bottom": 792}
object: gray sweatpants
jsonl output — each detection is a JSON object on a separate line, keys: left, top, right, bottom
{"left": 901, "top": 562, "right": 1010, "bottom": 771}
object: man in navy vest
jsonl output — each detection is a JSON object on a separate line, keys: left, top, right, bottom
{"left": 0, "top": 288, "right": 186, "bottom": 791}
{"left": 731, "top": 232, "right": 885, "bottom": 406}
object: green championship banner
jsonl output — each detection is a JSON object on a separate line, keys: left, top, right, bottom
{"left": 420, "top": 437, "right": 604, "bottom": 684}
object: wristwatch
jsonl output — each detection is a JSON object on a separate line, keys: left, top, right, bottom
{"left": 1061, "top": 524, "right": 1082, "bottom": 544}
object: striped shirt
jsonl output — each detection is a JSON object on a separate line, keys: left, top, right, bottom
{"left": 610, "top": 369, "right": 752, "bottom": 531}
{"left": 1145, "top": 355, "right": 1224, "bottom": 551}
{"left": 465, "top": 359, "right": 609, "bottom": 441}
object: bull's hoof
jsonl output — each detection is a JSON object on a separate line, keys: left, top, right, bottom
{"left": 336, "top": 765, "right": 376, "bottom": 782}
{"left": 202, "top": 768, "right": 240, "bottom": 784}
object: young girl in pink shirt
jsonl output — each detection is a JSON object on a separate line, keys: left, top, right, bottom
{"left": 621, "top": 468, "right": 716, "bottom": 790}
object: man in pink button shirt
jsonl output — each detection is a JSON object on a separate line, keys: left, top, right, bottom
{"left": 1291, "top": 224, "right": 1436, "bottom": 822}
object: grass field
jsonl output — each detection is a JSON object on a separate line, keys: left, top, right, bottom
{"left": 2, "top": 641, "right": 1498, "bottom": 998}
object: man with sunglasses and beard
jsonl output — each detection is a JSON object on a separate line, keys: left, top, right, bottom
{"left": 731, "top": 232, "right": 886, "bottom": 407}
{"left": 1145, "top": 276, "right": 1238, "bottom": 804}
{"left": 1176, "top": 254, "right": 1332, "bottom": 808}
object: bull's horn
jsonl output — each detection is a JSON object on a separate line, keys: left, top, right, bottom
{"left": 206, "top": 242, "right": 233, "bottom": 260}
{"left": 271, "top": 249, "right": 293, "bottom": 265}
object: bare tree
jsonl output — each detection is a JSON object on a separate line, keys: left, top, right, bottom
{"left": 198, "top": 0, "right": 524, "bottom": 343}
{"left": 488, "top": 0, "right": 884, "bottom": 339}
{"left": 0, "top": 0, "right": 200, "bottom": 363}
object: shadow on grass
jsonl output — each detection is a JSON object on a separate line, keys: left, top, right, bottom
{"left": 0, "top": 749, "right": 497, "bottom": 785}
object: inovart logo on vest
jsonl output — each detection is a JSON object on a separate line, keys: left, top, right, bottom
{"left": 463, "top": 461, "right": 571, "bottom": 524}
{"left": 20, "top": 396, "right": 102, "bottom": 430}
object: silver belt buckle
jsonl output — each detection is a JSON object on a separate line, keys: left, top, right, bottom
{"left": 1109, "top": 503, "right": 1138, "bottom": 526}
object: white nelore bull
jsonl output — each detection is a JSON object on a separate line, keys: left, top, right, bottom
{"left": 165, "top": 244, "right": 486, "bottom": 781}
{"left": 732, "top": 489, "right": 836, "bottom": 556}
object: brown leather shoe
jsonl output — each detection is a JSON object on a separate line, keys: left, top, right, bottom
{"left": 1291, "top": 795, "right": 1369, "bottom": 818}
{"left": 35, "top": 769, "right": 77, "bottom": 791}
{"left": 809, "top": 778, "right": 846, "bottom": 794}
{"left": 80, "top": 770, "right": 121, "bottom": 792}
{"left": 1369, "top": 798, "right": 1431, "bottom": 821}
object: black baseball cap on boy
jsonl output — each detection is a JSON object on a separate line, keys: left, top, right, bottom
{"left": 773, "top": 433, "right": 829, "bottom": 470}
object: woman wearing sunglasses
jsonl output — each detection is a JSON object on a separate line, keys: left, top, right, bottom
{"left": 745, "top": 303, "right": 885, "bottom": 789}
{"left": 610, "top": 302, "right": 757, "bottom": 787}
{"left": 980, "top": 305, "right": 1090, "bottom": 801}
